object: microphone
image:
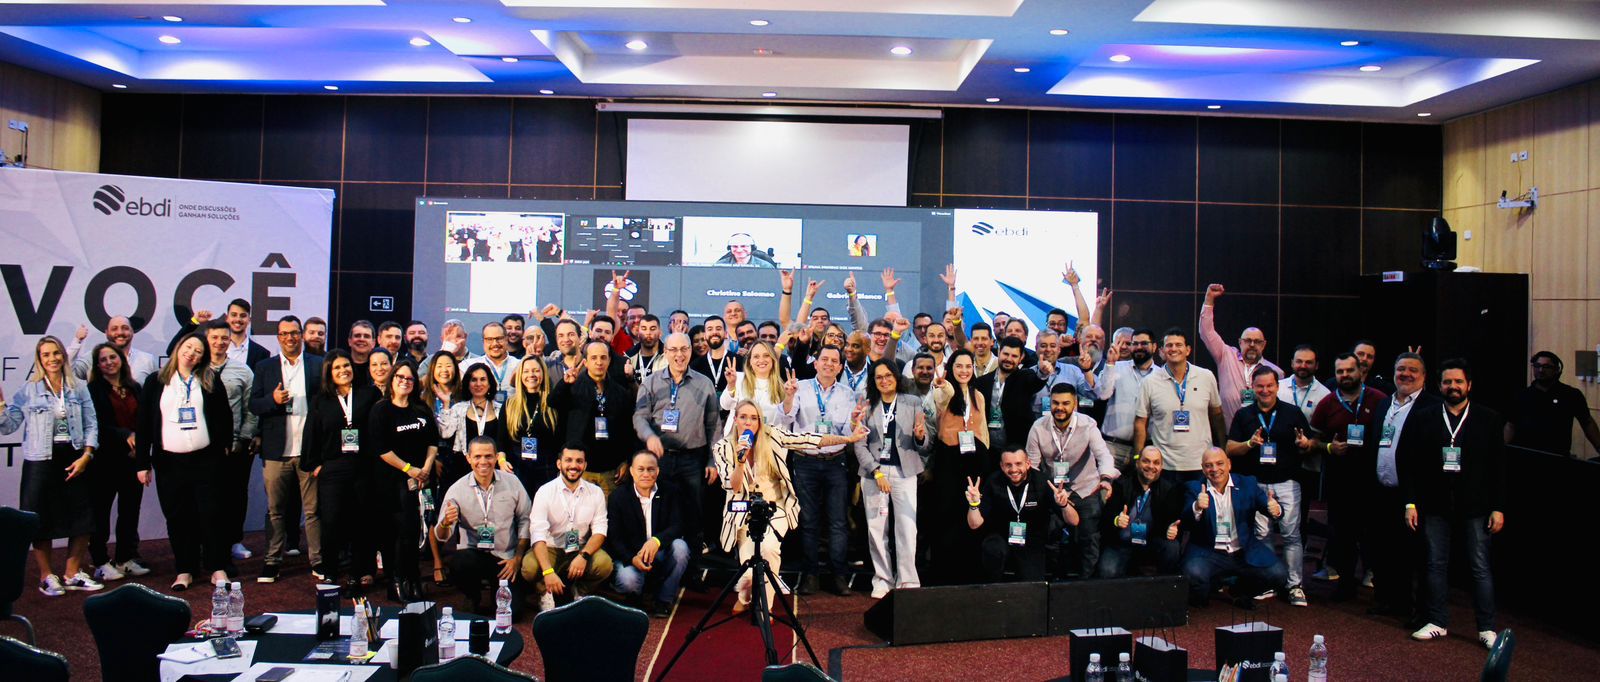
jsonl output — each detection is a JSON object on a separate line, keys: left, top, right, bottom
{"left": 738, "top": 430, "right": 754, "bottom": 452}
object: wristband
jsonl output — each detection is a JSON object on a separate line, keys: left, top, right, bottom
{"left": 775, "top": 343, "right": 786, "bottom": 352}
{"left": 1405, "top": 503, "right": 1416, "bottom": 510}
{"left": 542, "top": 568, "right": 555, "bottom": 576}
{"left": 802, "top": 298, "right": 813, "bottom": 305}
{"left": 886, "top": 291, "right": 896, "bottom": 298}
{"left": 891, "top": 332, "right": 902, "bottom": 340}
{"left": 649, "top": 536, "right": 661, "bottom": 546}
{"left": 968, "top": 501, "right": 981, "bottom": 509}
{"left": 403, "top": 464, "right": 413, "bottom": 473}
{"left": 873, "top": 470, "right": 886, "bottom": 480}
{"left": 580, "top": 551, "right": 593, "bottom": 561}
{"left": 782, "top": 290, "right": 793, "bottom": 296}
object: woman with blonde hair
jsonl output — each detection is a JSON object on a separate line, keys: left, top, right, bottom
{"left": 498, "top": 357, "right": 564, "bottom": 495}
{"left": 719, "top": 340, "right": 786, "bottom": 428}
{"left": 1, "top": 336, "right": 102, "bottom": 596}
{"left": 712, "top": 399, "right": 866, "bottom": 612}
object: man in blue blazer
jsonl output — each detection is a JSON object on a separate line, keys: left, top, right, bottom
{"left": 1181, "top": 447, "right": 1289, "bottom": 607}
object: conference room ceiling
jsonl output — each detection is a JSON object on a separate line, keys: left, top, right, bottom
{"left": 1, "top": 0, "right": 1597, "bottom": 121}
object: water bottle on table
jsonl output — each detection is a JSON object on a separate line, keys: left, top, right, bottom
{"left": 351, "top": 607, "right": 369, "bottom": 657}
{"left": 210, "top": 581, "right": 229, "bottom": 635}
{"left": 439, "top": 606, "right": 457, "bottom": 660}
{"left": 1115, "top": 652, "right": 1132, "bottom": 681}
{"left": 1270, "top": 651, "right": 1289, "bottom": 682}
{"left": 1084, "top": 652, "right": 1103, "bottom": 682}
{"left": 227, "top": 581, "right": 244, "bottom": 635}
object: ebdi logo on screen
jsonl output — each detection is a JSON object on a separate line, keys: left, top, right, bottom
{"left": 969, "top": 221, "right": 1029, "bottom": 237}
{"left": 92, "top": 184, "right": 172, "bottom": 217}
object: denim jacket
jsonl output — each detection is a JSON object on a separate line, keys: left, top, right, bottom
{"left": 1, "top": 378, "right": 100, "bottom": 461}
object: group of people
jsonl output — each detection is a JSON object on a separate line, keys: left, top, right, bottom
{"left": 7, "top": 264, "right": 1589, "bottom": 648}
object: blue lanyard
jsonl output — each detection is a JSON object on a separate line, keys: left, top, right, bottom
{"left": 1133, "top": 489, "right": 1151, "bottom": 517}
{"left": 667, "top": 373, "right": 685, "bottom": 407}
{"left": 813, "top": 379, "right": 836, "bottom": 422}
{"left": 1337, "top": 389, "right": 1364, "bottom": 415}
{"left": 180, "top": 373, "right": 195, "bottom": 403}
{"left": 1256, "top": 407, "right": 1278, "bottom": 434}
{"left": 595, "top": 387, "right": 607, "bottom": 412}
{"left": 1167, "top": 367, "right": 1188, "bottom": 407}
{"left": 1290, "top": 379, "right": 1312, "bottom": 407}
{"left": 842, "top": 364, "right": 866, "bottom": 391}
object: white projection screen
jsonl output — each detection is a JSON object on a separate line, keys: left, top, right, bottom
{"left": 625, "top": 118, "right": 911, "bottom": 206}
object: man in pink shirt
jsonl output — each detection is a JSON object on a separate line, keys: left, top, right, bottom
{"left": 1200, "top": 284, "right": 1283, "bottom": 430}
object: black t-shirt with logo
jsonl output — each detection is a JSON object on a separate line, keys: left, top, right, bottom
{"left": 1509, "top": 382, "right": 1591, "bottom": 456}
{"left": 978, "top": 468, "right": 1063, "bottom": 546}
{"left": 368, "top": 400, "right": 439, "bottom": 468}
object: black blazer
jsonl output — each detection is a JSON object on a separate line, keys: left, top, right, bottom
{"left": 299, "top": 386, "right": 381, "bottom": 474}
{"left": 971, "top": 368, "right": 1048, "bottom": 451}
{"left": 551, "top": 374, "right": 639, "bottom": 472}
{"left": 248, "top": 354, "right": 324, "bottom": 461}
{"left": 135, "top": 370, "right": 235, "bottom": 469}
{"left": 166, "top": 319, "right": 270, "bottom": 369}
{"left": 1099, "top": 474, "right": 1184, "bottom": 550}
{"left": 87, "top": 379, "right": 138, "bottom": 460}
{"left": 1398, "top": 401, "right": 1507, "bottom": 520}
{"left": 604, "top": 481, "right": 684, "bottom": 562}
{"left": 1365, "top": 390, "right": 1443, "bottom": 489}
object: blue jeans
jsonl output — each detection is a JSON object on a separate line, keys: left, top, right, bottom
{"left": 1098, "top": 538, "right": 1182, "bottom": 578}
{"left": 1422, "top": 514, "right": 1495, "bottom": 632}
{"left": 1182, "top": 549, "right": 1288, "bottom": 603}
{"left": 1253, "top": 480, "right": 1303, "bottom": 588}
{"left": 659, "top": 448, "right": 708, "bottom": 555}
{"left": 790, "top": 455, "right": 850, "bottom": 576}
{"left": 613, "top": 538, "right": 690, "bottom": 604}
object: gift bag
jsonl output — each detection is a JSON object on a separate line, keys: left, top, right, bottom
{"left": 1069, "top": 626, "right": 1133, "bottom": 682}
{"left": 1214, "top": 621, "right": 1283, "bottom": 682}
{"left": 1134, "top": 631, "right": 1188, "bottom": 682}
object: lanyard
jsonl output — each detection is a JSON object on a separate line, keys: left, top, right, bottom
{"left": 1133, "top": 488, "right": 1151, "bottom": 518}
{"left": 813, "top": 379, "right": 837, "bottom": 423}
{"left": 1007, "top": 482, "right": 1030, "bottom": 520}
{"left": 843, "top": 364, "right": 866, "bottom": 391}
{"left": 337, "top": 391, "right": 354, "bottom": 427}
{"left": 472, "top": 477, "right": 495, "bottom": 519}
{"left": 1166, "top": 367, "right": 1188, "bottom": 407}
{"left": 1290, "top": 378, "right": 1312, "bottom": 407}
{"left": 707, "top": 352, "right": 729, "bottom": 385}
{"left": 45, "top": 376, "right": 67, "bottom": 417}
{"left": 667, "top": 372, "right": 686, "bottom": 407}
{"left": 470, "top": 400, "right": 491, "bottom": 433}
{"left": 1256, "top": 407, "right": 1277, "bottom": 434}
{"left": 1384, "top": 393, "right": 1414, "bottom": 435}
{"left": 1442, "top": 404, "right": 1470, "bottom": 447}
{"left": 879, "top": 400, "right": 896, "bottom": 437}
{"left": 179, "top": 372, "right": 196, "bottom": 404}
{"left": 1337, "top": 389, "right": 1365, "bottom": 415}
{"left": 595, "top": 385, "right": 607, "bottom": 412}
{"left": 487, "top": 358, "right": 509, "bottom": 386}
{"left": 1051, "top": 414, "right": 1077, "bottom": 459}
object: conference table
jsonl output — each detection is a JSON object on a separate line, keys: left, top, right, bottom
{"left": 160, "top": 607, "right": 524, "bottom": 682}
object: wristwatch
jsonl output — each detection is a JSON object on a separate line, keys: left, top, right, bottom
{"left": 580, "top": 551, "right": 593, "bottom": 562}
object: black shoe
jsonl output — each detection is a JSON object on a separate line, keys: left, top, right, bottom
{"left": 256, "top": 564, "right": 280, "bottom": 584}
{"left": 798, "top": 575, "right": 819, "bottom": 596}
{"left": 652, "top": 600, "right": 674, "bottom": 618}
{"left": 311, "top": 564, "right": 330, "bottom": 584}
{"left": 828, "top": 575, "right": 852, "bottom": 596}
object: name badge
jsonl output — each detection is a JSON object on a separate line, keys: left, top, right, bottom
{"left": 1378, "top": 424, "right": 1395, "bottom": 448}
{"left": 1130, "top": 521, "right": 1148, "bottom": 546}
{"left": 178, "top": 406, "right": 198, "bottom": 430}
{"left": 594, "top": 417, "right": 609, "bottom": 440}
{"left": 495, "top": 390, "right": 507, "bottom": 404}
{"left": 988, "top": 405, "right": 1003, "bottom": 429}
{"left": 53, "top": 419, "right": 70, "bottom": 439}
{"left": 420, "top": 488, "right": 436, "bottom": 512}
{"left": 1172, "top": 410, "right": 1192, "bottom": 432}
{"left": 1240, "top": 388, "right": 1256, "bottom": 407}
{"left": 1260, "top": 442, "right": 1278, "bottom": 465}
{"left": 1051, "top": 461, "right": 1069, "bottom": 486}
{"left": 520, "top": 436, "right": 538, "bottom": 460}
{"left": 1346, "top": 424, "right": 1365, "bottom": 446}
{"left": 661, "top": 408, "right": 681, "bottom": 433}
{"left": 1216, "top": 518, "right": 1233, "bottom": 544}
{"left": 818, "top": 419, "right": 835, "bottom": 434}
{"left": 476, "top": 524, "right": 496, "bottom": 550}
{"left": 340, "top": 428, "right": 360, "bottom": 453}
{"left": 877, "top": 442, "right": 893, "bottom": 462}
{"left": 1079, "top": 397, "right": 1094, "bottom": 408}
{"left": 563, "top": 529, "right": 581, "bottom": 553}
{"left": 1442, "top": 446, "right": 1462, "bottom": 472}
{"left": 1008, "top": 521, "right": 1027, "bottom": 546}
{"left": 958, "top": 430, "right": 977, "bottom": 454}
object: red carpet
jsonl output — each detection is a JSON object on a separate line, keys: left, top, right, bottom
{"left": 643, "top": 580, "right": 803, "bottom": 681}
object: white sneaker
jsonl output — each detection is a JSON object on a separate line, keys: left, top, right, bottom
{"left": 231, "top": 543, "right": 253, "bottom": 560}
{"left": 870, "top": 585, "right": 890, "bottom": 599}
{"left": 64, "top": 571, "right": 105, "bottom": 591}
{"left": 540, "top": 593, "right": 556, "bottom": 612}
{"left": 94, "top": 562, "right": 125, "bottom": 582}
{"left": 1362, "top": 570, "right": 1375, "bottom": 588}
{"left": 38, "top": 574, "right": 65, "bottom": 597}
{"left": 1312, "top": 566, "right": 1339, "bottom": 581}
{"left": 1253, "top": 589, "right": 1277, "bottom": 601}
{"left": 286, "top": 548, "right": 302, "bottom": 558}
{"left": 1479, "top": 630, "right": 1498, "bottom": 649}
{"left": 118, "top": 559, "right": 152, "bottom": 576}
{"left": 1411, "top": 623, "right": 1448, "bottom": 641}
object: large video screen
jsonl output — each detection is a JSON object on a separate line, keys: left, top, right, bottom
{"left": 413, "top": 198, "right": 1098, "bottom": 336}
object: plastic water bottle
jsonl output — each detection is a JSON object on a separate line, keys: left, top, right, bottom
{"left": 1270, "top": 652, "right": 1290, "bottom": 682}
{"left": 350, "top": 607, "right": 369, "bottom": 658}
{"left": 495, "top": 579, "right": 513, "bottom": 633}
{"left": 1084, "top": 652, "right": 1104, "bottom": 682}
{"left": 1116, "top": 652, "right": 1132, "bottom": 681}
{"left": 227, "top": 581, "right": 245, "bottom": 635}
{"left": 210, "top": 581, "right": 229, "bottom": 635}
{"left": 1308, "top": 634, "right": 1329, "bottom": 681}
{"left": 438, "top": 606, "right": 457, "bottom": 660}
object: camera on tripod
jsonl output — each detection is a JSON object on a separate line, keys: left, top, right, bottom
{"left": 729, "top": 492, "right": 776, "bottom": 540}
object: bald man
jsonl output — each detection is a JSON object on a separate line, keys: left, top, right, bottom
{"left": 1182, "top": 447, "right": 1288, "bottom": 608}
{"left": 1200, "top": 284, "right": 1283, "bottom": 430}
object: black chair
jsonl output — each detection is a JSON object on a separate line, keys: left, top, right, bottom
{"left": 1480, "top": 629, "right": 1516, "bottom": 682}
{"left": 0, "top": 634, "right": 68, "bottom": 682}
{"left": 532, "top": 596, "right": 648, "bottom": 681}
{"left": 763, "top": 662, "right": 835, "bottom": 681}
{"left": 84, "top": 583, "right": 191, "bottom": 682}
{"left": 412, "top": 654, "right": 537, "bottom": 682}
{"left": 0, "top": 507, "right": 39, "bottom": 644}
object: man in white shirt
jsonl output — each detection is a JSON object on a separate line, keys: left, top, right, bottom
{"left": 1181, "top": 448, "right": 1287, "bottom": 608}
{"left": 520, "top": 449, "right": 613, "bottom": 610}
{"left": 1133, "top": 328, "right": 1225, "bottom": 481}
{"left": 1024, "top": 384, "right": 1117, "bottom": 577}
{"left": 67, "top": 315, "right": 160, "bottom": 383}
{"left": 1283, "top": 345, "right": 1332, "bottom": 422}
{"left": 1364, "top": 352, "right": 1438, "bottom": 622}
{"left": 1095, "top": 328, "right": 1160, "bottom": 464}
{"left": 248, "top": 316, "right": 324, "bottom": 582}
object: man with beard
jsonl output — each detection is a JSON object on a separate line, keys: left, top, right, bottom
{"left": 403, "top": 321, "right": 430, "bottom": 365}
{"left": 203, "top": 321, "right": 260, "bottom": 562}
{"left": 973, "top": 338, "right": 1049, "bottom": 451}
{"left": 373, "top": 322, "right": 401, "bottom": 358}
{"left": 624, "top": 314, "right": 665, "bottom": 381}
{"left": 1225, "top": 367, "right": 1317, "bottom": 607}
{"left": 1506, "top": 351, "right": 1600, "bottom": 456}
{"left": 1283, "top": 345, "right": 1331, "bottom": 422}
{"left": 69, "top": 315, "right": 160, "bottom": 382}
{"left": 1200, "top": 284, "right": 1283, "bottom": 430}
{"left": 167, "top": 299, "right": 271, "bottom": 370}
{"left": 966, "top": 449, "right": 1079, "bottom": 582}
{"left": 1353, "top": 340, "right": 1397, "bottom": 395}
{"left": 1401, "top": 359, "right": 1506, "bottom": 648}
{"left": 1365, "top": 352, "right": 1436, "bottom": 624}
{"left": 734, "top": 320, "right": 759, "bottom": 361}
{"left": 502, "top": 315, "right": 526, "bottom": 359}
{"left": 1096, "top": 328, "right": 1162, "bottom": 464}
{"left": 1309, "top": 353, "right": 1387, "bottom": 599}
{"left": 688, "top": 315, "right": 736, "bottom": 395}
{"left": 1024, "top": 384, "right": 1116, "bottom": 578}
{"left": 303, "top": 317, "right": 329, "bottom": 356}
{"left": 1100, "top": 446, "right": 1184, "bottom": 577}
{"left": 1034, "top": 329, "right": 1101, "bottom": 422}
{"left": 1001, "top": 318, "right": 1039, "bottom": 368}
{"left": 903, "top": 322, "right": 951, "bottom": 380}
{"left": 462, "top": 322, "right": 521, "bottom": 404}
{"left": 521, "top": 448, "right": 614, "bottom": 612}
{"left": 548, "top": 319, "right": 584, "bottom": 378}
{"left": 1073, "top": 323, "right": 1107, "bottom": 376}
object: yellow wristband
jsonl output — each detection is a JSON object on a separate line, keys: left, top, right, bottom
{"left": 649, "top": 536, "right": 661, "bottom": 546}
{"left": 873, "top": 471, "right": 886, "bottom": 480}
{"left": 403, "top": 464, "right": 412, "bottom": 473}
{"left": 542, "top": 567, "right": 555, "bottom": 576}
{"left": 1405, "top": 504, "right": 1416, "bottom": 510}
{"left": 775, "top": 343, "right": 786, "bottom": 351}
{"left": 802, "top": 298, "right": 813, "bottom": 305}
{"left": 891, "top": 332, "right": 902, "bottom": 340}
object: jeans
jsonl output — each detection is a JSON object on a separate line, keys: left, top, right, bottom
{"left": 790, "top": 455, "right": 850, "bottom": 576}
{"left": 659, "top": 448, "right": 708, "bottom": 555}
{"left": 1182, "top": 549, "right": 1288, "bottom": 604}
{"left": 1422, "top": 514, "right": 1496, "bottom": 632}
{"left": 1252, "top": 480, "right": 1302, "bottom": 588}
{"left": 1066, "top": 493, "right": 1105, "bottom": 578}
{"left": 1098, "top": 538, "right": 1182, "bottom": 578}
{"left": 613, "top": 538, "right": 691, "bottom": 603}
{"left": 861, "top": 465, "right": 920, "bottom": 592}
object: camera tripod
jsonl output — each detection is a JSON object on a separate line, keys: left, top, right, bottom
{"left": 655, "top": 515, "right": 819, "bottom": 679}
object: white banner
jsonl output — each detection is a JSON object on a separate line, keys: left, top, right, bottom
{"left": 952, "top": 208, "right": 1099, "bottom": 334}
{"left": 0, "top": 168, "right": 333, "bottom": 542}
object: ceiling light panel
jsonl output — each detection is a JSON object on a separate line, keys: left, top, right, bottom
{"left": 500, "top": 0, "right": 1023, "bottom": 17}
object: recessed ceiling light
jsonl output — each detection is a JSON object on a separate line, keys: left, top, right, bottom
{"left": 1049, "top": 29, "right": 1070, "bottom": 36}
{"left": 111, "top": 83, "right": 127, "bottom": 89}
{"left": 890, "top": 45, "right": 912, "bottom": 56}
{"left": 762, "top": 91, "right": 778, "bottom": 98}
{"left": 324, "top": 85, "right": 339, "bottom": 91}
{"left": 162, "top": 15, "right": 183, "bottom": 23}
{"left": 1013, "top": 67, "right": 1030, "bottom": 73}
{"left": 539, "top": 89, "right": 555, "bottom": 95}
{"left": 985, "top": 97, "right": 1001, "bottom": 103}
{"left": 410, "top": 37, "right": 431, "bottom": 47}
{"left": 1360, "top": 64, "right": 1382, "bottom": 72}
{"left": 1109, "top": 54, "right": 1131, "bottom": 63}
{"left": 750, "top": 19, "right": 769, "bottom": 27}
{"left": 453, "top": 17, "right": 472, "bottom": 23}
{"left": 1417, "top": 112, "right": 1432, "bottom": 117}
{"left": 626, "top": 39, "right": 648, "bottom": 51}
{"left": 1339, "top": 40, "right": 1361, "bottom": 47}
{"left": 1207, "top": 104, "right": 1222, "bottom": 109}
{"left": 752, "top": 48, "right": 773, "bottom": 56}
{"left": 501, "top": 57, "right": 519, "bottom": 63}
{"left": 158, "top": 35, "right": 181, "bottom": 45}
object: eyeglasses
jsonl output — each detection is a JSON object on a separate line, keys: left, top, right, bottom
{"left": 392, "top": 376, "right": 416, "bottom": 384}
{"left": 483, "top": 335, "right": 506, "bottom": 342}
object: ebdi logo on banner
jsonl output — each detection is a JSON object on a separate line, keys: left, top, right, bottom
{"left": 953, "top": 208, "right": 1097, "bottom": 333}
{"left": 92, "top": 183, "right": 172, "bottom": 217}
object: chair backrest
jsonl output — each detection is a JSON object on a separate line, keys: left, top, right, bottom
{"left": 412, "top": 654, "right": 537, "bottom": 682}
{"left": 84, "top": 583, "right": 192, "bottom": 682}
{"left": 531, "top": 596, "right": 648, "bottom": 682}
{"left": 1480, "top": 628, "right": 1516, "bottom": 682}
{"left": 0, "top": 634, "right": 69, "bottom": 682}
{"left": 0, "top": 508, "right": 40, "bottom": 613}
